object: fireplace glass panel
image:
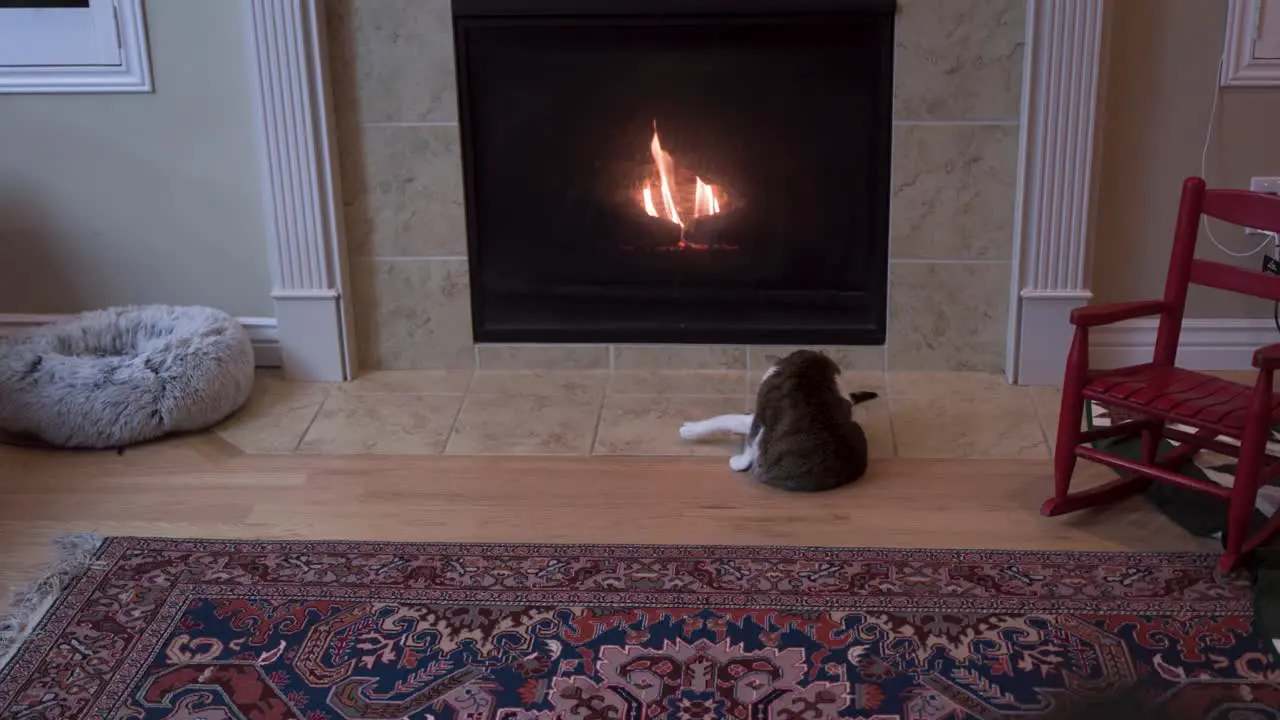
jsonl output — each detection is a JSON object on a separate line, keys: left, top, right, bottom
{"left": 454, "top": 1, "right": 895, "bottom": 343}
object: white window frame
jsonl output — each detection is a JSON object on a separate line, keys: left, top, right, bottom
{"left": 1258, "top": 0, "right": 1280, "bottom": 59}
{"left": 0, "top": 0, "right": 152, "bottom": 94}
{"left": 1222, "top": 0, "right": 1280, "bottom": 86}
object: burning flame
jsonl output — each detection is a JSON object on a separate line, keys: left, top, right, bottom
{"left": 694, "top": 177, "right": 721, "bottom": 216}
{"left": 640, "top": 122, "right": 725, "bottom": 246}
{"left": 642, "top": 185, "right": 658, "bottom": 217}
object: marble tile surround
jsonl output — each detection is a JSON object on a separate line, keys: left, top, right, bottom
{"left": 327, "top": 0, "right": 1025, "bottom": 373}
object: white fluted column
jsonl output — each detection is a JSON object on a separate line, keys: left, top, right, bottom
{"left": 247, "top": 0, "right": 353, "bottom": 381}
{"left": 1008, "top": 0, "right": 1106, "bottom": 385}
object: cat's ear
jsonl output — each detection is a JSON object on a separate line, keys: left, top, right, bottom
{"left": 822, "top": 353, "right": 841, "bottom": 375}
{"left": 763, "top": 354, "right": 780, "bottom": 366}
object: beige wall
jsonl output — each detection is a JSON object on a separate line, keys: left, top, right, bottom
{"left": 0, "top": 0, "right": 272, "bottom": 318}
{"left": 1093, "top": 0, "right": 1280, "bottom": 318}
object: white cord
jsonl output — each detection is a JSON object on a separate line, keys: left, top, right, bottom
{"left": 1201, "top": 52, "right": 1279, "bottom": 257}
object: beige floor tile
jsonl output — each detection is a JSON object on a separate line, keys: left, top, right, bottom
{"left": 735, "top": 370, "right": 886, "bottom": 403}
{"left": 297, "top": 393, "right": 463, "bottom": 455}
{"left": 340, "top": 370, "right": 473, "bottom": 394}
{"left": 446, "top": 395, "right": 601, "bottom": 455}
{"left": 747, "top": 345, "right": 886, "bottom": 373}
{"left": 891, "top": 390, "right": 1048, "bottom": 459}
{"left": 854, "top": 399, "right": 896, "bottom": 459}
{"left": 1030, "top": 386, "right": 1064, "bottom": 450}
{"left": 609, "top": 370, "right": 748, "bottom": 397}
{"left": 887, "top": 371, "right": 1012, "bottom": 397}
{"left": 1030, "top": 387, "right": 1104, "bottom": 457}
{"left": 215, "top": 376, "right": 331, "bottom": 454}
{"left": 612, "top": 345, "right": 747, "bottom": 370}
{"left": 839, "top": 371, "right": 890, "bottom": 397}
{"left": 468, "top": 370, "right": 608, "bottom": 401}
{"left": 476, "top": 344, "right": 609, "bottom": 370}
{"left": 595, "top": 395, "right": 748, "bottom": 456}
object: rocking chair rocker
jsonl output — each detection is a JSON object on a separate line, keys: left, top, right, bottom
{"left": 1044, "top": 177, "right": 1280, "bottom": 573}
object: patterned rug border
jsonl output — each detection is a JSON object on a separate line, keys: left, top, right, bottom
{"left": 0, "top": 537, "right": 1269, "bottom": 716}
{"left": 20, "top": 537, "right": 1254, "bottom": 619}
{"left": 0, "top": 533, "right": 101, "bottom": 677}
{"left": 92, "top": 536, "right": 1230, "bottom": 563}
{"left": 76, "top": 538, "right": 1249, "bottom": 612}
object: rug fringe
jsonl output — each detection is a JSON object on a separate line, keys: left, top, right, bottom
{"left": 0, "top": 533, "right": 103, "bottom": 673}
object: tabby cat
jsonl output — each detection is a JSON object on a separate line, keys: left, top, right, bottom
{"left": 679, "top": 350, "right": 876, "bottom": 492}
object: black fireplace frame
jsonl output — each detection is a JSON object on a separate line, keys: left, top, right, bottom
{"left": 453, "top": 0, "right": 896, "bottom": 345}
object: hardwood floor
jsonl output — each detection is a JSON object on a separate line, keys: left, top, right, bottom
{"left": 0, "top": 431, "right": 1213, "bottom": 607}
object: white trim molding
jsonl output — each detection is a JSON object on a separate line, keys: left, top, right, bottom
{"left": 0, "top": 0, "right": 152, "bottom": 94}
{"left": 1007, "top": 0, "right": 1106, "bottom": 386}
{"left": 1091, "top": 318, "right": 1279, "bottom": 371}
{"left": 246, "top": 0, "right": 353, "bottom": 381}
{"left": 238, "top": 316, "right": 282, "bottom": 368}
{"left": 0, "top": 314, "right": 281, "bottom": 368}
{"left": 1221, "top": 0, "right": 1280, "bottom": 87}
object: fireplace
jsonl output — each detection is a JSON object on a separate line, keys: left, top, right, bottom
{"left": 453, "top": 0, "right": 895, "bottom": 345}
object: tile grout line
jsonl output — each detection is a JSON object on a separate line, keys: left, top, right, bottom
{"left": 441, "top": 370, "right": 480, "bottom": 454}
{"left": 292, "top": 389, "right": 331, "bottom": 452}
{"left": 608, "top": 392, "right": 755, "bottom": 398}
{"left": 883, "top": 394, "right": 901, "bottom": 458}
{"left": 1028, "top": 390, "right": 1055, "bottom": 454}
{"left": 586, "top": 391, "right": 609, "bottom": 456}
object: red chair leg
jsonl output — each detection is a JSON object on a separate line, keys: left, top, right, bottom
{"left": 1042, "top": 396, "right": 1086, "bottom": 515}
{"left": 1042, "top": 329, "right": 1090, "bottom": 516}
{"left": 1141, "top": 422, "right": 1163, "bottom": 466}
{"left": 1243, "top": 510, "right": 1280, "bottom": 555}
{"left": 1218, "top": 373, "right": 1273, "bottom": 575}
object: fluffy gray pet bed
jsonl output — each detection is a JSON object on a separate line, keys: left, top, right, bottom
{"left": 0, "top": 305, "right": 255, "bottom": 448}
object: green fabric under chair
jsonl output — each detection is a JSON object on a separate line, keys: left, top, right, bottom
{"left": 1085, "top": 399, "right": 1278, "bottom": 537}
{"left": 1085, "top": 399, "right": 1280, "bottom": 659}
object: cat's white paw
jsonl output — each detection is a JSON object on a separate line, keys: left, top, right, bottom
{"left": 728, "top": 453, "right": 752, "bottom": 472}
{"left": 679, "top": 422, "right": 703, "bottom": 441}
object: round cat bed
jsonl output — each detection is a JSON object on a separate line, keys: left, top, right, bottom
{"left": 0, "top": 305, "right": 255, "bottom": 448}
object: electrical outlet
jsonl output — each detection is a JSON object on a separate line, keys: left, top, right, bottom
{"left": 1247, "top": 177, "right": 1280, "bottom": 236}
{"left": 1254, "top": 177, "right": 1280, "bottom": 195}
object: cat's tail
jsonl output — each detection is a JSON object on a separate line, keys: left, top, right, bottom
{"left": 849, "top": 391, "right": 879, "bottom": 405}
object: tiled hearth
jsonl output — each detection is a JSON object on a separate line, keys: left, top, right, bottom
{"left": 215, "top": 369, "right": 1059, "bottom": 459}
{"left": 326, "top": 0, "right": 1024, "bottom": 373}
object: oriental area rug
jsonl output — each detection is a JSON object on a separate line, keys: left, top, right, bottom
{"left": 1, "top": 539, "right": 1279, "bottom": 719}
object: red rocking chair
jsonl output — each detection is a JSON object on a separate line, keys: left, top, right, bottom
{"left": 1045, "top": 177, "right": 1280, "bottom": 573}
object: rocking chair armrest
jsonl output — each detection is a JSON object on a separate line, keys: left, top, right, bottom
{"left": 1070, "top": 300, "right": 1166, "bottom": 328}
{"left": 1253, "top": 343, "right": 1280, "bottom": 371}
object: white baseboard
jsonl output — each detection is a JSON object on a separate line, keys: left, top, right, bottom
{"left": 1014, "top": 293, "right": 1091, "bottom": 385}
{"left": 1090, "top": 318, "right": 1280, "bottom": 371}
{"left": 272, "top": 293, "right": 346, "bottom": 381}
{"left": 236, "top": 316, "right": 282, "bottom": 367}
{"left": 0, "top": 313, "right": 281, "bottom": 368}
